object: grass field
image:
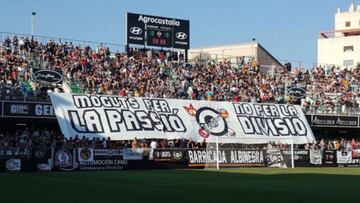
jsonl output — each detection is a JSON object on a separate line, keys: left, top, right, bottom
{"left": 1, "top": 168, "right": 360, "bottom": 203}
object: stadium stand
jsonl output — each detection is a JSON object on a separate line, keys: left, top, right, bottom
{"left": 2, "top": 34, "right": 360, "bottom": 114}
{"left": 1, "top": 34, "right": 360, "bottom": 171}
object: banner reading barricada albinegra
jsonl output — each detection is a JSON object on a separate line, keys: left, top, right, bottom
{"left": 49, "top": 93, "right": 315, "bottom": 144}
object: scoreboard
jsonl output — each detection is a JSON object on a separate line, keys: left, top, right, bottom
{"left": 126, "top": 13, "right": 190, "bottom": 50}
{"left": 146, "top": 28, "right": 172, "bottom": 47}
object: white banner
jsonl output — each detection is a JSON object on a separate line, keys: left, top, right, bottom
{"left": 337, "top": 151, "right": 353, "bottom": 164}
{"left": 49, "top": 93, "right": 315, "bottom": 144}
{"left": 123, "top": 148, "right": 144, "bottom": 160}
{"left": 310, "top": 149, "right": 322, "bottom": 165}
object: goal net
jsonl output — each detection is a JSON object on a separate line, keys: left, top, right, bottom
{"left": 203, "top": 137, "right": 295, "bottom": 170}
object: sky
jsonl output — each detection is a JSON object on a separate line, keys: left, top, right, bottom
{"left": 0, "top": 0, "right": 354, "bottom": 65}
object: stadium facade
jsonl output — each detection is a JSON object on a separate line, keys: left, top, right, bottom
{"left": 318, "top": 3, "right": 360, "bottom": 68}
{"left": 189, "top": 42, "right": 283, "bottom": 69}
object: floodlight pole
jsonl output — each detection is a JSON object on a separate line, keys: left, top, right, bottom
{"left": 251, "top": 38, "right": 256, "bottom": 60}
{"left": 31, "top": 12, "right": 36, "bottom": 36}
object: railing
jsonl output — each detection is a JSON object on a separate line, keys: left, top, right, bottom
{"left": 0, "top": 147, "right": 48, "bottom": 158}
{"left": 0, "top": 93, "right": 51, "bottom": 102}
{"left": 304, "top": 106, "right": 360, "bottom": 116}
{"left": 0, "top": 31, "right": 126, "bottom": 53}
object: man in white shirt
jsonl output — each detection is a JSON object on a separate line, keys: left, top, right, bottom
{"left": 149, "top": 140, "right": 158, "bottom": 160}
{"left": 150, "top": 140, "right": 157, "bottom": 149}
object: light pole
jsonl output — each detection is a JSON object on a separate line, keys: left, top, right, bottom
{"left": 31, "top": 12, "right": 36, "bottom": 35}
{"left": 251, "top": 38, "right": 256, "bottom": 60}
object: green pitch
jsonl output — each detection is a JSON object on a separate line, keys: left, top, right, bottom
{"left": 1, "top": 168, "right": 360, "bottom": 203}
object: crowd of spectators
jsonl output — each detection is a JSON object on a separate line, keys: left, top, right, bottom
{"left": 2, "top": 35, "right": 360, "bottom": 115}
{"left": 305, "top": 138, "right": 360, "bottom": 151}
{"left": 0, "top": 36, "right": 66, "bottom": 101}
{"left": 0, "top": 126, "right": 210, "bottom": 156}
{"left": 1, "top": 126, "right": 359, "bottom": 156}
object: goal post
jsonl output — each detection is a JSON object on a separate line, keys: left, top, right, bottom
{"left": 207, "top": 136, "right": 295, "bottom": 170}
{"left": 216, "top": 136, "right": 219, "bottom": 170}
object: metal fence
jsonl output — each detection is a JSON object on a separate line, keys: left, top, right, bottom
{"left": 304, "top": 106, "right": 360, "bottom": 116}
{"left": 0, "top": 31, "right": 126, "bottom": 53}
